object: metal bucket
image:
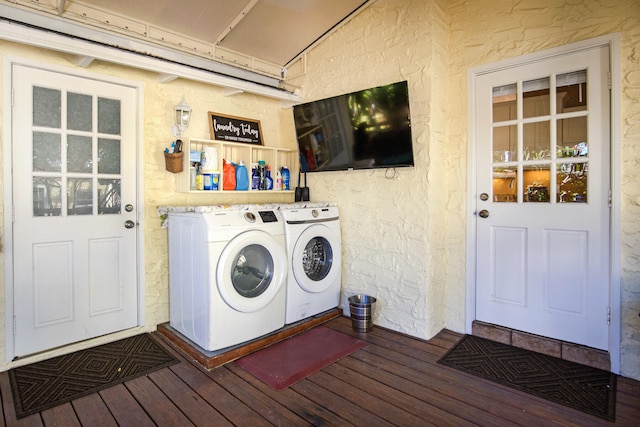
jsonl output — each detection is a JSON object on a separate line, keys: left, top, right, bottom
{"left": 348, "top": 294, "right": 377, "bottom": 332}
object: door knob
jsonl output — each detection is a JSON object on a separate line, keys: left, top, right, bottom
{"left": 478, "top": 209, "right": 489, "bottom": 218}
{"left": 124, "top": 220, "right": 136, "bottom": 229}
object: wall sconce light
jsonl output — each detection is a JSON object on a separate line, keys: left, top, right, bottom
{"left": 171, "top": 96, "right": 192, "bottom": 137}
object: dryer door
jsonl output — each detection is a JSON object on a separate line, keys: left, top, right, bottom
{"left": 217, "top": 230, "right": 286, "bottom": 313}
{"left": 292, "top": 223, "right": 341, "bottom": 293}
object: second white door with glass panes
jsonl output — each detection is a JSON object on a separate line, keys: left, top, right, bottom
{"left": 10, "top": 64, "right": 140, "bottom": 357}
{"left": 474, "top": 45, "right": 610, "bottom": 350}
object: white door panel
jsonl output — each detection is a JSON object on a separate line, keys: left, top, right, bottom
{"left": 475, "top": 46, "right": 610, "bottom": 350}
{"left": 11, "top": 65, "right": 139, "bottom": 356}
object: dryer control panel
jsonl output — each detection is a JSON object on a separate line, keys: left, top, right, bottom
{"left": 258, "top": 210, "right": 279, "bottom": 223}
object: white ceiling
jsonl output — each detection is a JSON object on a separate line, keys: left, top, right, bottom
{"left": 1, "top": 0, "right": 372, "bottom": 79}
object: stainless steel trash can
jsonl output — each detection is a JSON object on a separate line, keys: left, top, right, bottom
{"left": 348, "top": 294, "right": 377, "bottom": 332}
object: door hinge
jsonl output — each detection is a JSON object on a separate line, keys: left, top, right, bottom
{"left": 608, "top": 71, "right": 612, "bottom": 90}
{"left": 607, "top": 307, "right": 611, "bottom": 325}
{"left": 608, "top": 189, "right": 612, "bottom": 208}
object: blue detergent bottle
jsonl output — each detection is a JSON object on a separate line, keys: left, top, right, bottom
{"left": 251, "top": 163, "right": 260, "bottom": 190}
{"left": 235, "top": 161, "right": 249, "bottom": 191}
{"left": 281, "top": 166, "right": 290, "bottom": 190}
{"left": 266, "top": 166, "right": 273, "bottom": 190}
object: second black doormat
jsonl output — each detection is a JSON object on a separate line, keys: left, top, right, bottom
{"left": 438, "top": 335, "right": 617, "bottom": 421}
{"left": 9, "top": 333, "right": 179, "bottom": 419}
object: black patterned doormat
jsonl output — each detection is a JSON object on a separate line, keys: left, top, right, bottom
{"left": 438, "top": 335, "right": 617, "bottom": 421}
{"left": 9, "top": 333, "right": 179, "bottom": 419}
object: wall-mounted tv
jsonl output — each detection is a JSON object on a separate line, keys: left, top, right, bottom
{"left": 293, "top": 81, "right": 414, "bottom": 172}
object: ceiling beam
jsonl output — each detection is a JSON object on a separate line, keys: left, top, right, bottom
{"left": 58, "top": 0, "right": 67, "bottom": 15}
{"left": 215, "top": 0, "right": 260, "bottom": 45}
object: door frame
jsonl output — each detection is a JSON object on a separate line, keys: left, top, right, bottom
{"left": 3, "top": 56, "right": 146, "bottom": 361}
{"left": 465, "top": 33, "right": 622, "bottom": 373}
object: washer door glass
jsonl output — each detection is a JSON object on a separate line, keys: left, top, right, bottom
{"left": 302, "top": 237, "right": 332, "bottom": 281}
{"left": 231, "top": 244, "right": 274, "bottom": 298}
{"left": 292, "top": 223, "right": 341, "bottom": 293}
{"left": 217, "top": 230, "right": 286, "bottom": 313}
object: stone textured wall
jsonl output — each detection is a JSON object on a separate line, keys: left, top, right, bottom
{"left": 288, "top": 0, "right": 640, "bottom": 379}
{"left": 288, "top": 0, "right": 450, "bottom": 339}
{"left": 0, "top": 41, "right": 297, "bottom": 369}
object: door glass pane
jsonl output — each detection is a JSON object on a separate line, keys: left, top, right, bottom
{"left": 98, "top": 98, "right": 121, "bottom": 135}
{"left": 523, "top": 121, "right": 550, "bottom": 160}
{"left": 98, "top": 138, "right": 121, "bottom": 174}
{"left": 493, "top": 167, "right": 517, "bottom": 202}
{"left": 557, "top": 116, "right": 588, "bottom": 155}
{"left": 232, "top": 244, "right": 273, "bottom": 298}
{"left": 558, "top": 162, "right": 588, "bottom": 203}
{"left": 492, "top": 83, "right": 516, "bottom": 122}
{"left": 67, "top": 178, "right": 93, "bottom": 215}
{"left": 493, "top": 125, "right": 516, "bottom": 162}
{"left": 67, "top": 92, "right": 92, "bottom": 131}
{"left": 33, "top": 177, "right": 61, "bottom": 216}
{"left": 33, "top": 86, "right": 61, "bottom": 128}
{"left": 557, "top": 70, "right": 587, "bottom": 112}
{"left": 67, "top": 135, "right": 93, "bottom": 173}
{"left": 523, "top": 77, "right": 550, "bottom": 118}
{"left": 524, "top": 164, "right": 550, "bottom": 203}
{"left": 98, "top": 179, "right": 121, "bottom": 214}
{"left": 33, "top": 132, "right": 61, "bottom": 172}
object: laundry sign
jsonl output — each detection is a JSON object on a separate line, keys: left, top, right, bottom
{"left": 208, "top": 112, "right": 263, "bottom": 145}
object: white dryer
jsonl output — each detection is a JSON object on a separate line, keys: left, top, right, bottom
{"left": 280, "top": 205, "right": 342, "bottom": 324}
{"left": 168, "top": 209, "right": 287, "bottom": 351}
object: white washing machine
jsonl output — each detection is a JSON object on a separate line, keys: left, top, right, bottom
{"left": 280, "top": 205, "right": 342, "bottom": 324}
{"left": 168, "top": 208, "right": 287, "bottom": 351}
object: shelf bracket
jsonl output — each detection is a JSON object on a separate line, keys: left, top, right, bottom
{"left": 158, "top": 73, "right": 179, "bottom": 83}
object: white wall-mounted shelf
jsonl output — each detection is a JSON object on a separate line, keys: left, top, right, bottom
{"left": 178, "top": 138, "right": 298, "bottom": 194}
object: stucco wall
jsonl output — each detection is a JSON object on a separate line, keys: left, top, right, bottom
{"left": 287, "top": 0, "right": 640, "bottom": 379}
{"left": 288, "top": 0, "right": 450, "bottom": 339}
{"left": 0, "top": 40, "right": 298, "bottom": 369}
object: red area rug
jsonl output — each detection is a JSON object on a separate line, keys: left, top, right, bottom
{"left": 235, "top": 326, "right": 367, "bottom": 390}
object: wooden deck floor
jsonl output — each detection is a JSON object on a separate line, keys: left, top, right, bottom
{"left": 1, "top": 316, "right": 638, "bottom": 426}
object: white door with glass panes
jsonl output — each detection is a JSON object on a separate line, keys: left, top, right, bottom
{"left": 11, "top": 64, "right": 140, "bottom": 357}
{"left": 474, "top": 45, "right": 610, "bottom": 350}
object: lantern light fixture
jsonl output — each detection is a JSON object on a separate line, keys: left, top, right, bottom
{"left": 171, "top": 96, "right": 192, "bottom": 138}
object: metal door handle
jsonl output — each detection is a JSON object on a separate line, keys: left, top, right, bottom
{"left": 124, "top": 220, "right": 136, "bottom": 229}
{"left": 478, "top": 210, "right": 489, "bottom": 218}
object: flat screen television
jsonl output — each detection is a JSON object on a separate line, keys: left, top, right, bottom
{"left": 293, "top": 81, "right": 414, "bottom": 172}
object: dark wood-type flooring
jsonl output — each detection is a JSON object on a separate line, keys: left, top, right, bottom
{"left": 1, "top": 316, "right": 638, "bottom": 426}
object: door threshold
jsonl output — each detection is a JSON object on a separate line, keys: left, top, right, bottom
{"left": 472, "top": 321, "right": 610, "bottom": 371}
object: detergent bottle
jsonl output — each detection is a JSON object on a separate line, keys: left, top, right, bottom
{"left": 281, "top": 166, "right": 290, "bottom": 191}
{"left": 222, "top": 159, "right": 236, "bottom": 190}
{"left": 266, "top": 166, "right": 273, "bottom": 190}
{"left": 235, "top": 160, "right": 249, "bottom": 191}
